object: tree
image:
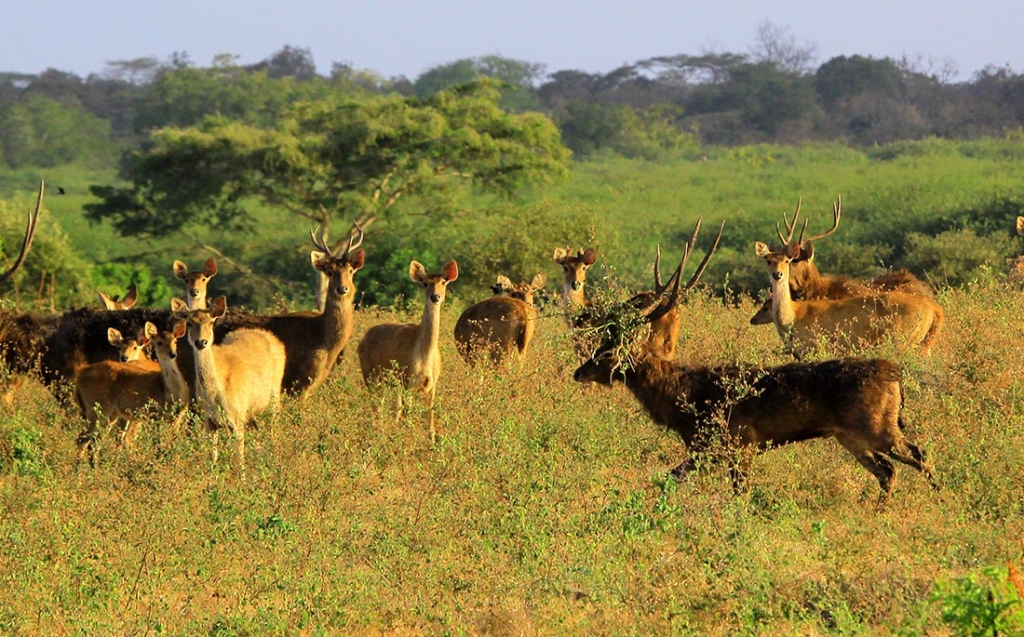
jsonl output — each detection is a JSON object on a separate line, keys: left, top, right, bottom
{"left": 749, "top": 20, "right": 818, "bottom": 75}
{"left": 414, "top": 56, "right": 544, "bottom": 112}
{"left": 85, "top": 79, "right": 571, "bottom": 303}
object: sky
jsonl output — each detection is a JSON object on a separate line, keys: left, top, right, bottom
{"left": 2, "top": 0, "right": 1022, "bottom": 82}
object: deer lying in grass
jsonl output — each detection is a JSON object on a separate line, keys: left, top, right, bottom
{"left": 262, "top": 224, "right": 365, "bottom": 396}
{"left": 573, "top": 234, "right": 937, "bottom": 500}
{"left": 74, "top": 323, "right": 186, "bottom": 466}
{"left": 174, "top": 258, "right": 217, "bottom": 310}
{"left": 755, "top": 198, "right": 944, "bottom": 359}
{"left": 358, "top": 260, "right": 458, "bottom": 442}
{"left": 453, "top": 272, "right": 545, "bottom": 367}
{"left": 97, "top": 283, "right": 139, "bottom": 311}
{"left": 176, "top": 295, "right": 285, "bottom": 471}
{"left": 749, "top": 198, "right": 938, "bottom": 326}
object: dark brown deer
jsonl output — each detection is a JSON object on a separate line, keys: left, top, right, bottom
{"left": 573, "top": 243, "right": 937, "bottom": 500}
{"left": 453, "top": 272, "right": 545, "bottom": 366}
{"left": 749, "top": 197, "right": 937, "bottom": 325}
{"left": 358, "top": 259, "right": 458, "bottom": 442}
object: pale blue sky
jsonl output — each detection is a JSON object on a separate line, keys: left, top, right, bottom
{"left": 1, "top": 0, "right": 1019, "bottom": 81}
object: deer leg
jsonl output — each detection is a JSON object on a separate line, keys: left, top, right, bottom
{"left": 669, "top": 457, "right": 697, "bottom": 481}
{"left": 209, "top": 427, "right": 220, "bottom": 465}
{"left": 887, "top": 439, "right": 938, "bottom": 490}
{"left": 426, "top": 387, "right": 437, "bottom": 444}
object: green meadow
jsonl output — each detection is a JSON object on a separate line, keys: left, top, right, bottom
{"left": 1, "top": 138, "right": 1024, "bottom": 634}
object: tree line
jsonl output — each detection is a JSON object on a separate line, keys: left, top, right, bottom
{"left": 4, "top": 34, "right": 1024, "bottom": 170}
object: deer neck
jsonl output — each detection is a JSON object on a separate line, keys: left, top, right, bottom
{"left": 158, "top": 356, "right": 190, "bottom": 404}
{"left": 415, "top": 296, "right": 443, "bottom": 361}
{"left": 562, "top": 283, "right": 586, "bottom": 308}
{"left": 190, "top": 339, "right": 226, "bottom": 405}
{"left": 769, "top": 271, "right": 797, "bottom": 339}
{"left": 323, "top": 287, "right": 354, "bottom": 334}
{"left": 622, "top": 354, "right": 701, "bottom": 447}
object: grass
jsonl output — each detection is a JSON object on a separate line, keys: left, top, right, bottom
{"left": 1, "top": 276, "right": 1023, "bottom": 634}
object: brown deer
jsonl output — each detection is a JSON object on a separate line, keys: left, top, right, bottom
{"left": 74, "top": 321, "right": 191, "bottom": 466}
{"left": 628, "top": 220, "right": 724, "bottom": 359}
{"left": 358, "top": 259, "right": 458, "bottom": 442}
{"left": 106, "top": 327, "right": 148, "bottom": 363}
{"left": 749, "top": 198, "right": 936, "bottom": 325}
{"left": 553, "top": 247, "right": 596, "bottom": 310}
{"left": 755, "top": 199, "right": 944, "bottom": 359}
{"left": 97, "top": 284, "right": 139, "bottom": 311}
{"left": 261, "top": 223, "right": 365, "bottom": 396}
{"left": 573, "top": 252, "right": 937, "bottom": 501}
{"left": 453, "top": 272, "right": 545, "bottom": 366}
{"left": 179, "top": 295, "right": 286, "bottom": 471}
{"left": 174, "top": 258, "right": 217, "bottom": 310}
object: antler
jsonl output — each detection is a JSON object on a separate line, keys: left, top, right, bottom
{"left": 775, "top": 198, "right": 804, "bottom": 247}
{"left": 310, "top": 220, "right": 364, "bottom": 257}
{"left": 683, "top": 219, "right": 725, "bottom": 291}
{"left": 799, "top": 195, "right": 841, "bottom": 245}
{"left": 346, "top": 220, "right": 364, "bottom": 254}
{"left": 642, "top": 217, "right": 725, "bottom": 322}
{"left": 775, "top": 196, "right": 841, "bottom": 248}
{"left": 0, "top": 180, "right": 42, "bottom": 285}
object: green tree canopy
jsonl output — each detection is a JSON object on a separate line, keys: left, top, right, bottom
{"left": 86, "top": 78, "right": 570, "bottom": 245}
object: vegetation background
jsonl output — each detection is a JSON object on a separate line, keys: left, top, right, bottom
{"left": 1, "top": 37, "right": 1024, "bottom": 634}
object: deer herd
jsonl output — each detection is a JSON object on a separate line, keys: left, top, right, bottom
{"left": 6, "top": 179, "right": 1017, "bottom": 501}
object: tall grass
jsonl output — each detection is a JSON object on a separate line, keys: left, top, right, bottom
{"left": 1, "top": 278, "right": 1022, "bottom": 634}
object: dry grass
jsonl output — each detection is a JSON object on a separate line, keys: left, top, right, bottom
{"left": 0, "top": 282, "right": 1022, "bottom": 635}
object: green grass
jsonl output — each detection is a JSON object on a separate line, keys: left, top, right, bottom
{"left": 1, "top": 280, "right": 1022, "bottom": 634}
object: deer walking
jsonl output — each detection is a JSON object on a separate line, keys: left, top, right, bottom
{"left": 178, "top": 296, "right": 286, "bottom": 472}
{"left": 574, "top": 235, "right": 936, "bottom": 501}
{"left": 453, "top": 272, "right": 545, "bottom": 367}
{"left": 358, "top": 260, "right": 458, "bottom": 442}
{"left": 755, "top": 198, "right": 943, "bottom": 359}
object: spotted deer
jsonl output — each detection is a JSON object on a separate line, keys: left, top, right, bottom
{"left": 454, "top": 272, "right": 545, "bottom": 366}
{"left": 358, "top": 260, "right": 458, "bottom": 442}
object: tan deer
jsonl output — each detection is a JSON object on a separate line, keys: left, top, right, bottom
{"left": 453, "top": 272, "right": 545, "bottom": 366}
{"left": 755, "top": 198, "right": 944, "bottom": 359}
{"left": 573, "top": 247, "right": 937, "bottom": 501}
{"left": 553, "top": 247, "right": 596, "bottom": 310}
{"left": 144, "top": 319, "right": 190, "bottom": 428}
{"left": 749, "top": 197, "right": 936, "bottom": 325}
{"left": 176, "top": 295, "right": 286, "bottom": 471}
{"left": 174, "top": 258, "right": 218, "bottom": 310}
{"left": 358, "top": 260, "right": 458, "bottom": 442}
{"left": 97, "top": 283, "right": 139, "bottom": 310}
{"left": 106, "top": 327, "right": 149, "bottom": 363}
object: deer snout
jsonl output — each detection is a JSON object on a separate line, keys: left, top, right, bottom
{"left": 571, "top": 281, "right": 583, "bottom": 291}
{"left": 771, "top": 271, "right": 784, "bottom": 282}
{"left": 337, "top": 284, "right": 350, "bottom": 296}
{"left": 119, "top": 354, "right": 131, "bottom": 362}
{"left": 429, "top": 293, "right": 442, "bottom": 303}
{"left": 189, "top": 288, "right": 200, "bottom": 297}
{"left": 194, "top": 338, "right": 209, "bottom": 350}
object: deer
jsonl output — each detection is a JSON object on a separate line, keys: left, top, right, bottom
{"left": 106, "top": 326, "right": 149, "bottom": 363}
{"left": 74, "top": 320, "right": 194, "bottom": 466}
{"left": 453, "top": 272, "right": 545, "bottom": 367}
{"left": 755, "top": 198, "right": 944, "bottom": 360}
{"left": 553, "top": 247, "right": 596, "bottom": 311}
{"left": 177, "top": 295, "right": 286, "bottom": 472}
{"left": 260, "top": 223, "right": 365, "bottom": 396}
{"left": 749, "top": 197, "right": 937, "bottom": 325}
{"left": 174, "top": 258, "right": 218, "bottom": 310}
{"left": 97, "top": 283, "right": 139, "bottom": 311}
{"left": 573, "top": 231, "right": 937, "bottom": 501}
{"left": 358, "top": 259, "right": 458, "bottom": 442}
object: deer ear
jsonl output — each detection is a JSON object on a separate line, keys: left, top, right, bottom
{"left": 121, "top": 284, "right": 138, "bottom": 308}
{"left": 443, "top": 260, "right": 459, "bottom": 282}
{"left": 172, "top": 320, "right": 187, "bottom": 339}
{"left": 581, "top": 249, "right": 597, "bottom": 266}
{"left": 310, "top": 250, "right": 328, "bottom": 270}
{"left": 531, "top": 271, "right": 546, "bottom": 290}
{"left": 495, "top": 275, "right": 513, "bottom": 289}
{"left": 173, "top": 260, "right": 189, "bottom": 280}
{"left": 552, "top": 247, "right": 567, "bottom": 262}
{"left": 787, "top": 242, "right": 802, "bottom": 259}
{"left": 144, "top": 322, "right": 158, "bottom": 339}
{"left": 409, "top": 261, "right": 426, "bottom": 282}
{"left": 107, "top": 328, "right": 123, "bottom": 346}
{"left": 348, "top": 249, "right": 365, "bottom": 270}
{"left": 203, "top": 258, "right": 217, "bottom": 277}
{"left": 97, "top": 291, "right": 116, "bottom": 310}
{"left": 211, "top": 296, "right": 228, "bottom": 318}
{"left": 754, "top": 242, "right": 771, "bottom": 258}
{"left": 170, "top": 297, "right": 189, "bottom": 313}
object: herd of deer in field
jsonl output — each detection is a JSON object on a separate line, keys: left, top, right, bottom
{"left": 5, "top": 181, "right": 1017, "bottom": 500}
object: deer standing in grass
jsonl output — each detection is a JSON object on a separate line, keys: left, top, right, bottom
{"left": 453, "top": 272, "right": 545, "bottom": 367}
{"left": 755, "top": 198, "right": 943, "bottom": 359}
{"left": 97, "top": 283, "right": 139, "bottom": 310}
{"left": 358, "top": 260, "right": 458, "bottom": 442}
{"left": 749, "top": 197, "right": 937, "bottom": 325}
{"left": 262, "top": 224, "right": 365, "bottom": 396}
{"left": 178, "top": 295, "right": 286, "bottom": 471}
{"left": 553, "top": 247, "right": 596, "bottom": 312}
{"left": 74, "top": 322, "right": 188, "bottom": 466}
{"left": 573, "top": 224, "right": 936, "bottom": 501}
{"left": 174, "top": 258, "right": 217, "bottom": 309}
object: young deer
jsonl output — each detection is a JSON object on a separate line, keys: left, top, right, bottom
{"left": 174, "top": 258, "right": 218, "bottom": 310}
{"left": 573, "top": 239, "right": 937, "bottom": 501}
{"left": 756, "top": 198, "right": 944, "bottom": 359}
{"left": 262, "top": 224, "right": 365, "bottom": 396}
{"left": 178, "top": 295, "right": 286, "bottom": 471}
{"left": 749, "top": 198, "right": 937, "bottom": 325}
{"left": 144, "top": 319, "right": 190, "bottom": 429}
{"left": 454, "top": 272, "right": 545, "bottom": 367}
{"left": 97, "top": 283, "right": 139, "bottom": 310}
{"left": 107, "top": 327, "right": 149, "bottom": 363}
{"left": 552, "top": 247, "right": 596, "bottom": 311}
{"left": 358, "top": 260, "right": 458, "bottom": 442}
